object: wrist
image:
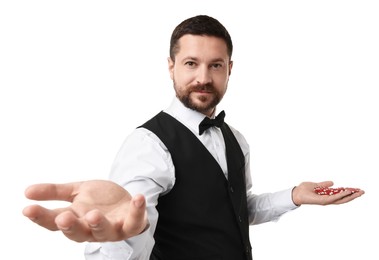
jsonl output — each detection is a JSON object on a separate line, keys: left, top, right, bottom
{"left": 291, "top": 186, "right": 301, "bottom": 206}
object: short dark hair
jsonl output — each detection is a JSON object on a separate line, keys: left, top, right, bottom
{"left": 169, "top": 15, "right": 233, "bottom": 61}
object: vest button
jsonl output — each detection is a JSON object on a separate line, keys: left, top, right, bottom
{"left": 238, "top": 216, "right": 242, "bottom": 222}
{"left": 230, "top": 186, "right": 234, "bottom": 193}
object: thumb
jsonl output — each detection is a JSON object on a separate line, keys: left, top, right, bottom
{"left": 132, "top": 194, "right": 146, "bottom": 209}
{"left": 316, "top": 181, "right": 334, "bottom": 188}
{"left": 123, "top": 194, "right": 148, "bottom": 237}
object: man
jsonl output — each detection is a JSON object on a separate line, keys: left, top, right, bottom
{"left": 23, "top": 15, "right": 364, "bottom": 260}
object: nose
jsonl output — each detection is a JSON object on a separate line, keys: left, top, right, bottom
{"left": 196, "top": 65, "right": 212, "bottom": 85}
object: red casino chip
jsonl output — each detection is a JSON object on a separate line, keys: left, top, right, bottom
{"left": 314, "top": 186, "right": 360, "bottom": 195}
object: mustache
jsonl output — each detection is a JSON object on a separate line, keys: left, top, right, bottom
{"left": 191, "top": 83, "right": 214, "bottom": 92}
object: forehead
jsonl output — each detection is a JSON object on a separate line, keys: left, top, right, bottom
{"left": 176, "top": 34, "right": 229, "bottom": 60}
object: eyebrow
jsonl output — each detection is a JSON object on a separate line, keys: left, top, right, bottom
{"left": 182, "top": 56, "right": 227, "bottom": 63}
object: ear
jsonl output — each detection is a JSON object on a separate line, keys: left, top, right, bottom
{"left": 168, "top": 57, "right": 174, "bottom": 80}
{"left": 228, "top": 60, "right": 233, "bottom": 76}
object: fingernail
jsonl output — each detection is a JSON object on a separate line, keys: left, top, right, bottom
{"left": 58, "top": 225, "right": 70, "bottom": 231}
{"left": 134, "top": 199, "right": 144, "bottom": 208}
{"left": 89, "top": 223, "right": 99, "bottom": 228}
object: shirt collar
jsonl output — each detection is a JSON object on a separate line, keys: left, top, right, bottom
{"left": 164, "top": 97, "right": 218, "bottom": 135}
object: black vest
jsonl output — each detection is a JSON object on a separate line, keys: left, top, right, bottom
{"left": 140, "top": 111, "right": 252, "bottom": 260}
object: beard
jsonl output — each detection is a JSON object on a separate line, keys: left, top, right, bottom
{"left": 174, "top": 81, "right": 222, "bottom": 114}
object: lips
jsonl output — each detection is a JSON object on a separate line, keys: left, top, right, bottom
{"left": 195, "top": 89, "right": 211, "bottom": 93}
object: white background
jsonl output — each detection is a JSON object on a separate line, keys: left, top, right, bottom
{"left": 1, "top": 1, "right": 378, "bottom": 259}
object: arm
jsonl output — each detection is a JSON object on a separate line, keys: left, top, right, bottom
{"left": 23, "top": 128, "right": 175, "bottom": 259}
{"left": 238, "top": 132, "right": 364, "bottom": 224}
{"left": 246, "top": 180, "right": 365, "bottom": 225}
{"left": 238, "top": 135, "right": 364, "bottom": 221}
{"left": 86, "top": 128, "right": 175, "bottom": 259}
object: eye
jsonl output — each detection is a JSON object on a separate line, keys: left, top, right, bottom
{"left": 211, "top": 63, "right": 222, "bottom": 69}
{"left": 185, "top": 61, "right": 196, "bottom": 67}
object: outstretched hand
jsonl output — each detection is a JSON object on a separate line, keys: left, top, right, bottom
{"left": 291, "top": 181, "right": 365, "bottom": 206}
{"left": 23, "top": 180, "right": 148, "bottom": 242}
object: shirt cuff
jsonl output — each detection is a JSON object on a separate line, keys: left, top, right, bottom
{"left": 84, "top": 229, "right": 151, "bottom": 260}
{"left": 270, "top": 187, "right": 299, "bottom": 215}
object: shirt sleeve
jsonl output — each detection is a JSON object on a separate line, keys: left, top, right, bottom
{"left": 247, "top": 188, "right": 298, "bottom": 225}
{"left": 85, "top": 127, "right": 175, "bottom": 260}
{"left": 228, "top": 125, "right": 299, "bottom": 225}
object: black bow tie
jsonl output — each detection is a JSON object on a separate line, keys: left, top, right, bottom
{"left": 199, "top": 110, "right": 225, "bottom": 135}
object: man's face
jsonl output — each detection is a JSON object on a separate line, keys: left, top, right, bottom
{"left": 168, "top": 34, "right": 233, "bottom": 116}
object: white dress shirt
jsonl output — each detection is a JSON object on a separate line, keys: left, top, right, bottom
{"left": 84, "top": 97, "right": 298, "bottom": 260}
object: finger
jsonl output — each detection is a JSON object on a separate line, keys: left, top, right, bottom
{"left": 83, "top": 202, "right": 147, "bottom": 242}
{"left": 55, "top": 210, "right": 93, "bottom": 242}
{"left": 331, "top": 189, "right": 365, "bottom": 204}
{"left": 25, "top": 182, "right": 82, "bottom": 202}
{"left": 22, "top": 204, "right": 63, "bottom": 231}
{"left": 315, "top": 181, "right": 334, "bottom": 188}
{"left": 122, "top": 194, "right": 148, "bottom": 238}
{"left": 321, "top": 189, "right": 358, "bottom": 204}
{"left": 84, "top": 209, "right": 115, "bottom": 242}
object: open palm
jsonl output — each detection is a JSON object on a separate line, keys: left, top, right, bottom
{"left": 23, "top": 180, "right": 148, "bottom": 242}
